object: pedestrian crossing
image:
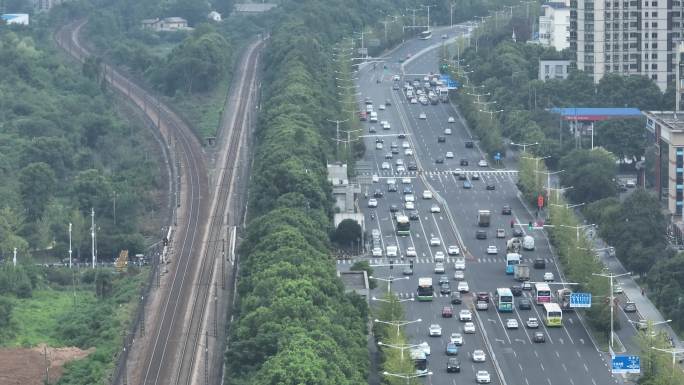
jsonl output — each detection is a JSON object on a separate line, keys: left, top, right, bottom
{"left": 337, "top": 257, "right": 555, "bottom": 265}
{"left": 363, "top": 169, "right": 519, "bottom": 177}
{"left": 392, "top": 289, "right": 540, "bottom": 300}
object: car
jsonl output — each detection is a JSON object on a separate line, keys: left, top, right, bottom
{"left": 410, "top": 97, "right": 418, "bottom": 104}
{"left": 478, "top": 159, "right": 488, "bottom": 167}
{"left": 510, "top": 285, "right": 523, "bottom": 296}
{"left": 405, "top": 149, "right": 414, "bottom": 156}
{"left": 438, "top": 136, "right": 446, "bottom": 143}
{"left": 422, "top": 190, "right": 433, "bottom": 199}
{"left": 397, "top": 133, "right": 406, "bottom": 139}
{"left": 389, "top": 204, "right": 399, "bottom": 212}
{"left": 392, "top": 74, "right": 401, "bottom": 81}
{"left": 440, "top": 282, "right": 451, "bottom": 294}
{"left": 476, "top": 230, "right": 487, "bottom": 239}
{"left": 372, "top": 247, "right": 383, "bottom": 257}
{"left": 373, "top": 189, "right": 384, "bottom": 198}
{"left": 403, "top": 266, "right": 413, "bottom": 275}
{"left": 485, "top": 183, "right": 495, "bottom": 190}
{"left": 442, "top": 305, "right": 454, "bottom": 317}
{"left": 450, "top": 333, "right": 463, "bottom": 346}
{"left": 375, "top": 142, "right": 383, "bottom": 150}
{"left": 453, "top": 270, "right": 465, "bottom": 280}
{"left": 613, "top": 284, "right": 624, "bottom": 294}
{"left": 512, "top": 228, "right": 524, "bottom": 237}
{"left": 386, "top": 245, "right": 398, "bottom": 257}
{"left": 445, "top": 151, "right": 454, "bottom": 159}
{"left": 430, "top": 204, "right": 441, "bottom": 213}
{"left": 471, "top": 172, "right": 480, "bottom": 180}
{"left": 404, "top": 201, "right": 415, "bottom": 210}
{"left": 450, "top": 292, "right": 462, "bottom": 304}
{"left": 533, "top": 258, "right": 546, "bottom": 269}
{"left": 387, "top": 183, "right": 398, "bottom": 192}
{"left": 624, "top": 301, "right": 637, "bottom": 313}
{"left": 544, "top": 272, "right": 555, "bottom": 282}
{"left": 401, "top": 141, "right": 410, "bottom": 148}
{"left": 454, "top": 256, "right": 466, "bottom": 270}
{"left": 463, "top": 322, "right": 476, "bottom": 334}
{"left": 502, "top": 205, "right": 512, "bottom": 215}
{"left": 486, "top": 245, "right": 498, "bottom": 254}
{"left": 435, "top": 251, "right": 445, "bottom": 262}
{"left": 395, "top": 158, "right": 404, "bottom": 166}
{"left": 472, "top": 349, "right": 486, "bottom": 362}
{"left": 457, "top": 281, "right": 470, "bottom": 293}
{"left": 460, "top": 158, "right": 469, "bottom": 166}
{"left": 463, "top": 180, "right": 472, "bottom": 189}
{"left": 372, "top": 174, "right": 379, "bottom": 183}
{"left": 459, "top": 309, "right": 473, "bottom": 321}
{"left": 392, "top": 83, "right": 400, "bottom": 90}
{"left": 396, "top": 165, "right": 405, "bottom": 172}
{"left": 476, "top": 292, "right": 490, "bottom": 303}
{"left": 533, "top": 332, "right": 546, "bottom": 343}
{"left": 434, "top": 262, "right": 445, "bottom": 274}
{"left": 526, "top": 318, "right": 539, "bottom": 328}
{"left": 367, "top": 198, "right": 378, "bottom": 208}
{"left": 369, "top": 126, "right": 377, "bottom": 133}
{"left": 465, "top": 140, "right": 474, "bottom": 148}
{"left": 447, "top": 245, "right": 460, "bottom": 255}
{"left": 378, "top": 104, "right": 386, "bottom": 110}
{"left": 406, "top": 246, "right": 417, "bottom": 257}
{"left": 419, "top": 112, "right": 427, "bottom": 119}
{"left": 476, "top": 370, "right": 491, "bottom": 383}
{"left": 429, "top": 237, "right": 441, "bottom": 246}
{"left": 429, "top": 324, "right": 442, "bottom": 336}
{"left": 506, "top": 319, "right": 519, "bottom": 329}
{"left": 518, "top": 298, "right": 532, "bottom": 310}
{"left": 476, "top": 300, "right": 489, "bottom": 311}
{"left": 391, "top": 148, "right": 399, "bottom": 155}
{"left": 435, "top": 157, "right": 444, "bottom": 164}
{"left": 444, "top": 128, "right": 452, "bottom": 136}
{"left": 446, "top": 342, "right": 459, "bottom": 356}
{"left": 522, "top": 281, "right": 532, "bottom": 290}
{"left": 448, "top": 116, "right": 455, "bottom": 123}
{"left": 418, "top": 341, "right": 431, "bottom": 356}
{"left": 452, "top": 168, "right": 463, "bottom": 176}
{"left": 402, "top": 177, "right": 411, "bottom": 184}
{"left": 496, "top": 228, "right": 506, "bottom": 238}
{"left": 384, "top": 152, "right": 393, "bottom": 159}
{"left": 447, "top": 358, "right": 461, "bottom": 373}
{"left": 409, "top": 211, "right": 420, "bottom": 220}
{"left": 438, "top": 276, "right": 449, "bottom": 285}
{"left": 403, "top": 186, "right": 413, "bottom": 194}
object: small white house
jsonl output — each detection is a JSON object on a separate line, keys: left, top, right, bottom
{"left": 208, "top": 11, "right": 221, "bottom": 22}
{"left": 1, "top": 14, "right": 30, "bottom": 25}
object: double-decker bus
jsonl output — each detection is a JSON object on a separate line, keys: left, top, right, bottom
{"left": 505, "top": 253, "right": 521, "bottom": 274}
{"left": 534, "top": 282, "right": 552, "bottom": 305}
{"left": 419, "top": 29, "right": 433, "bottom": 40}
{"left": 417, "top": 277, "right": 434, "bottom": 301}
{"left": 494, "top": 288, "right": 514, "bottom": 312}
{"left": 410, "top": 348, "right": 428, "bottom": 376}
{"left": 396, "top": 214, "right": 410, "bottom": 236}
{"left": 542, "top": 302, "right": 563, "bottom": 327}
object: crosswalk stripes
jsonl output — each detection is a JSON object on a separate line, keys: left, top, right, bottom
{"left": 362, "top": 170, "right": 519, "bottom": 177}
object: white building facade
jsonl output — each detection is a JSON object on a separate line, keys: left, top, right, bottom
{"left": 539, "top": 1, "right": 571, "bottom": 51}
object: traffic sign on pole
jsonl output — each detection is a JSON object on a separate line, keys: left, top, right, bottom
{"left": 611, "top": 355, "right": 640, "bottom": 374}
{"left": 494, "top": 152, "right": 501, "bottom": 161}
{"left": 570, "top": 292, "right": 592, "bottom": 308}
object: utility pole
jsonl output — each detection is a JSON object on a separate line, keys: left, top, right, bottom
{"left": 91, "top": 208, "right": 96, "bottom": 268}
{"left": 592, "top": 272, "right": 631, "bottom": 350}
{"left": 406, "top": 8, "right": 419, "bottom": 26}
{"left": 422, "top": 4, "right": 436, "bottom": 30}
{"left": 12, "top": 247, "right": 16, "bottom": 267}
{"left": 69, "top": 222, "right": 73, "bottom": 269}
{"left": 327, "top": 118, "right": 349, "bottom": 160}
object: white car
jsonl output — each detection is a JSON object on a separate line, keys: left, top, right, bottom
{"left": 486, "top": 245, "right": 498, "bottom": 254}
{"left": 459, "top": 309, "right": 473, "bottom": 321}
{"left": 445, "top": 151, "right": 454, "bottom": 159}
{"left": 429, "top": 324, "right": 442, "bottom": 336}
{"left": 434, "top": 262, "right": 445, "bottom": 274}
{"left": 367, "top": 198, "right": 378, "bottom": 208}
{"left": 401, "top": 177, "right": 411, "bottom": 184}
{"left": 472, "top": 349, "right": 487, "bottom": 362}
{"left": 448, "top": 116, "right": 456, "bottom": 123}
{"left": 613, "top": 284, "right": 624, "bottom": 294}
{"left": 395, "top": 158, "right": 404, "bottom": 166}
{"left": 457, "top": 281, "right": 469, "bottom": 292}
{"left": 450, "top": 333, "right": 463, "bottom": 346}
{"left": 381, "top": 162, "right": 390, "bottom": 170}
{"left": 444, "top": 128, "right": 452, "bottom": 135}
{"left": 526, "top": 318, "right": 539, "bottom": 329}
{"left": 386, "top": 245, "right": 398, "bottom": 257}
{"left": 379, "top": 104, "right": 386, "bottom": 110}
{"left": 429, "top": 237, "right": 441, "bottom": 246}
{"left": 405, "top": 201, "right": 415, "bottom": 210}
{"left": 372, "top": 247, "right": 383, "bottom": 257}
{"left": 476, "top": 370, "right": 491, "bottom": 383}
{"left": 422, "top": 190, "right": 433, "bottom": 199}
{"left": 410, "top": 98, "right": 418, "bottom": 104}
{"left": 478, "top": 159, "right": 488, "bottom": 167}
{"left": 404, "top": 194, "right": 415, "bottom": 202}
{"left": 544, "top": 272, "right": 555, "bottom": 282}
{"left": 392, "top": 74, "right": 401, "bottom": 81}
{"left": 506, "top": 319, "right": 519, "bottom": 329}
{"left": 419, "top": 112, "right": 427, "bottom": 119}
{"left": 406, "top": 246, "right": 417, "bottom": 257}
{"left": 454, "top": 257, "right": 466, "bottom": 270}
{"left": 453, "top": 270, "right": 464, "bottom": 280}
{"left": 419, "top": 341, "right": 430, "bottom": 355}
{"left": 434, "top": 251, "right": 445, "bottom": 262}
{"left": 396, "top": 165, "right": 405, "bottom": 172}
{"left": 404, "top": 149, "right": 413, "bottom": 156}
{"left": 463, "top": 322, "right": 476, "bottom": 334}
{"left": 402, "top": 141, "right": 410, "bottom": 148}
{"left": 372, "top": 174, "right": 379, "bottom": 183}
{"left": 448, "top": 245, "right": 460, "bottom": 255}
{"left": 430, "top": 204, "right": 441, "bottom": 213}
{"left": 375, "top": 142, "right": 383, "bottom": 150}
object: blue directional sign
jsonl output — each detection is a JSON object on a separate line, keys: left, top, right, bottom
{"left": 494, "top": 152, "right": 501, "bottom": 161}
{"left": 612, "top": 355, "right": 640, "bottom": 374}
{"left": 570, "top": 292, "right": 592, "bottom": 308}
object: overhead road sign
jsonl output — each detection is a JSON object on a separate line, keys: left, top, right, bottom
{"left": 611, "top": 355, "right": 640, "bottom": 374}
{"left": 570, "top": 292, "right": 592, "bottom": 308}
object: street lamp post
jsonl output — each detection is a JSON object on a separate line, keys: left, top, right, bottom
{"left": 374, "top": 318, "right": 422, "bottom": 338}
{"left": 560, "top": 224, "right": 595, "bottom": 243}
{"left": 510, "top": 141, "right": 539, "bottom": 153}
{"left": 592, "top": 271, "right": 631, "bottom": 350}
{"left": 377, "top": 341, "right": 423, "bottom": 361}
{"left": 650, "top": 347, "right": 684, "bottom": 377}
{"left": 551, "top": 202, "right": 585, "bottom": 210}
{"left": 383, "top": 370, "right": 433, "bottom": 385}
{"left": 370, "top": 275, "right": 410, "bottom": 294}
{"left": 478, "top": 109, "right": 504, "bottom": 120}
{"left": 546, "top": 186, "right": 573, "bottom": 204}
{"left": 521, "top": 155, "right": 550, "bottom": 190}
{"left": 535, "top": 169, "right": 564, "bottom": 199}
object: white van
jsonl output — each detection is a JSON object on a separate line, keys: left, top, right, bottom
{"left": 454, "top": 256, "right": 466, "bottom": 270}
{"left": 386, "top": 245, "right": 398, "bottom": 257}
{"left": 523, "top": 235, "right": 535, "bottom": 251}
{"left": 370, "top": 111, "right": 378, "bottom": 123}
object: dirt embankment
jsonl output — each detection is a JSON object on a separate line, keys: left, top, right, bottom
{"left": 0, "top": 344, "right": 94, "bottom": 385}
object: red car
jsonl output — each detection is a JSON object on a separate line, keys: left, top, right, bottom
{"left": 476, "top": 292, "right": 490, "bottom": 303}
{"left": 442, "top": 306, "right": 454, "bottom": 318}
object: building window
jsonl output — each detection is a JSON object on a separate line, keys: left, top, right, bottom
{"left": 652, "top": 63, "right": 657, "bottom": 69}
{"left": 645, "top": 43, "right": 649, "bottom": 48}
{"left": 652, "top": 1, "right": 657, "bottom": 5}
{"left": 652, "top": 74, "right": 657, "bottom": 80}
{"left": 652, "top": 53, "right": 657, "bottom": 59}
{"left": 652, "top": 33, "right": 658, "bottom": 38}
{"left": 652, "top": 43, "right": 658, "bottom": 49}
{"left": 652, "top": 22, "right": 658, "bottom": 28}
{"left": 652, "top": 12, "right": 657, "bottom": 17}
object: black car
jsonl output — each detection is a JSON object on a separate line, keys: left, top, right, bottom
{"left": 450, "top": 292, "right": 462, "bottom": 304}
{"left": 476, "top": 230, "right": 487, "bottom": 239}
{"left": 486, "top": 183, "right": 495, "bottom": 190}
{"left": 512, "top": 228, "right": 524, "bottom": 237}
{"left": 435, "top": 157, "right": 444, "bottom": 164}
{"left": 447, "top": 358, "right": 461, "bottom": 373}
{"left": 385, "top": 99, "right": 392, "bottom": 106}
{"left": 391, "top": 148, "right": 399, "bottom": 154}
{"left": 460, "top": 159, "right": 469, "bottom": 166}
{"left": 518, "top": 298, "right": 532, "bottom": 310}
{"left": 403, "top": 266, "right": 414, "bottom": 276}
{"left": 623, "top": 302, "right": 637, "bottom": 313}
{"left": 407, "top": 162, "right": 418, "bottom": 170}
{"left": 388, "top": 184, "right": 398, "bottom": 192}
{"left": 403, "top": 186, "right": 413, "bottom": 194}
{"left": 533, "top": 332, "right": 546, "bottom": 343}
{"left": 373, "top": 189, "right": 384, "bottom": 198}
{"left": 533, "top": 258, "right": 546, "bottom": 269}
{"left": 458, "top": 173, "right": 467, "bottom": 180}
{"left": 440, "top": 282, "right": 451, "bottom": 294}
{"left": 511, "top": 285, "right": 523, "bottom": 297}
{"left": 375, "top": 137, "right": 384, "bottom": 143}
{"left": 369, "top": 126, "right": 377, "bottom": 133}
{"left": 502, "top": 205, "right": 512, "bottom": 215}
{"left": 409, "top": 210, "right": 420, "bottom": 220}
{"left": 385, "top": 152, "right": 393, "bottom": 159}
{"left": 397, "top": 133, "right": 406, "bottom": 139}
{"left": 438, "top": 136, "right": 446, "bottom": 143}
{"left": 389, "top": 204, "right": 399, "bottom": 212}
{"left": 465, "top": 140, "right": 474, "bottom": 148}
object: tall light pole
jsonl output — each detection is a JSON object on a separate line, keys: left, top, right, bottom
{"left": 510, "top": 141, "right": 539, "bottom": 153}
{"left": 560, "top": 224, "right": 595, "bottom": 243}
{"left": 546, "top": 186, "right": 573, "bottom": 204}
{"left": 69, "top": 222, "right": 73, "bottom": 269}
{"left": 521, "top": 155, "right": 550, "bottom": 189}
{"left": 374, "top": 318, "right": 422, "bottom": 338}
{"left": 378, "top": 341, "right": 423, "bottom": 361}
{"left": 535, "top": 169, "right": 564, "bottom": 199}
{"left": 12, "top": 247, "right": 17, "bottom": 267}
{"left": 650, "top": 347, "right": 684, "bottom": 377}
{"left": 552, "top": 202, "right": 585, "bottom": 210}
{"left": 383, "top": 371, "right": 433, "bottom": 384}
{"left": 478, "top": 109, "right": 504, "bottom": 120}
{"left": 91, "top": 207, "right": 96, "bottom": 269}
{"left": 370, "top": 275, "right": 410, "bottom": 294}
{"left": 592, "top": 271, "right": 631, "bottom": 350}
{"left": 450, "top": 2, "right": 456, "bottom": 27}
{"left": 422, "top": 4, "right": 436, "bottom": 30}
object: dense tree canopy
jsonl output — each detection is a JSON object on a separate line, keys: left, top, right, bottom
{"left": 559, "top": 148, "right": 617, "bottom": 204}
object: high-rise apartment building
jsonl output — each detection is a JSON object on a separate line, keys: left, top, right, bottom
{"left": 539, "top": 1, "right": 571, "bottom": 51}
{"left": 570, "top": 0, "right": 684, "bottom": 92}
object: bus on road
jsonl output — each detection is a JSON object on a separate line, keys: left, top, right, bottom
{"left": 410, "top": 348, "right": 428, "bottom": 376}
{"left": 505, "top": 253, "right": 521, "bottom": 274}
{"left": 534, "top": 283, "right": 552, "bottom": 305}
{"left": 542, "top": 302, "right": 563, "bottom": 327}
{"left": 417, "top": 277, "right": 434, "bottom": 301}
{"left": 396, "top": 214, "right": 410, "bottom": 236}
{"left": 494, "top": 288, "right": 514, "bottom": 312}
{"left": 419, "top": 29, "right": 433, "bottom": 40}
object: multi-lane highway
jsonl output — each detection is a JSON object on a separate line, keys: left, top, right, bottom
{"left": 341, "top": 27, "right": 619, "bottom": 385}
